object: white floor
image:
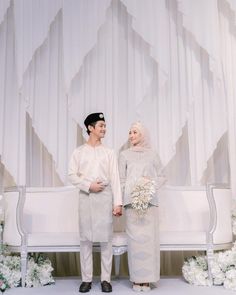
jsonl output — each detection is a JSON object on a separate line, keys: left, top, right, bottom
{"left": 5, "top": 277, "right": 236, "bottom": 295}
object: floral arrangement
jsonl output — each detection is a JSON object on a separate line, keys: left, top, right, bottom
{"left": 0, "top": 252, "right": 54, "bottom": 292}
{"left": 182, "top": 256, "right": 211, "bottom": 287}
{"left": 232, "top": 200, "right": 236, "bottom": 236}
{"left": 182, "top": 202, "right": 236, "bottom": 291}
{"left": 25, "top": 254, "right": 55, "bottom": 288}
{"left": 182, "top": 244, "right": 236, "bottom": 290}
{"left": 130, "top": 176, "right": 156, "bottom": 216}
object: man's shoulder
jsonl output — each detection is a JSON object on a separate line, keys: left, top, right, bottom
{"left": 72, "top": 144, "right": 87, "bottom": 154}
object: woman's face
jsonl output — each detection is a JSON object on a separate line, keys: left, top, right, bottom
{"left": 129, "top": 127, "right": 142, "bottom": 146}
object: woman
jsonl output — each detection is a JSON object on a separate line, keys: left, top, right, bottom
{"left": 118, "top": 122, "right": 166, "bottom": 291}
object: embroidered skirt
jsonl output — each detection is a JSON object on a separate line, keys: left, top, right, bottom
{"left": 79, "top": 186, "right": 113, "bottom": 242}
{"left": 125, "top": 206, "right": 160, "bottom": 284}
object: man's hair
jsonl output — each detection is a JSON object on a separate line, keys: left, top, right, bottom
{"left": 86, "top": 122, "right": 96, "bottom": 135}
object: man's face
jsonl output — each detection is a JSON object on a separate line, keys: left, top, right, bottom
{"left": 89, "top": 120, "right": 106, "bottom": 139}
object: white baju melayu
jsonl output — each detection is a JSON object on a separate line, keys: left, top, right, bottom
{"left": 68, "top": 143, "right": 122, "bottom": 282}
{"left": 119, "top": 148, "right": 165, "bottom": 285}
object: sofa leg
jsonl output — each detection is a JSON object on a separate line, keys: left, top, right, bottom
{"left": 114, "top": 255, "right": 121, "bottom": 277}
{"left": 21, "top": 249, "right": 28, "bottom": 287}
{"left": 206, "top": 248, "right": 214, "bottom": 286}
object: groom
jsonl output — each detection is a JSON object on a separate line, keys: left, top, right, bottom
{"left": 68, "top": 112, "right": 122, "bottom": 293}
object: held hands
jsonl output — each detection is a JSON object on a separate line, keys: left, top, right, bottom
{"left": 113, "top": 205, "right": 122, "bottom": 217}
{"left": 89, "top": 180, "right": 105, "bottom": 193}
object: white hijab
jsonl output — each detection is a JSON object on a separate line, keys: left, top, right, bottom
{"left": 128, "top": 121, "right": 151, "bottom": 152}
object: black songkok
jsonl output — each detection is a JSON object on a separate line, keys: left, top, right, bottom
{"left": 84, "top": 112, "right": 105, "bottom": 128}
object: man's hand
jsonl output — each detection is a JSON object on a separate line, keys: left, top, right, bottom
{"left": 113, "top": 205, "right": 122, "bottom": 216}
{"left": 89, "top": 181, "right": 105, "bottom": 193}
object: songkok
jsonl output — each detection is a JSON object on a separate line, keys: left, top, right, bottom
{"left": 84, "top": 112, "right": 105, "bottom": 128}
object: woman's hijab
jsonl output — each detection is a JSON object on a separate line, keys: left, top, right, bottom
{"left": 129, "top": 121, "right": 151, "bottom": 151}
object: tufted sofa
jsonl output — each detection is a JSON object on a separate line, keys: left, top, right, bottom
{"left": 3, "top": 184, "right": 232, "bottom": 286}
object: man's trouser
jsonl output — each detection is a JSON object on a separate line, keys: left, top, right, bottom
{"left": 80, "top": 239, "right": 113, "bottom": 282}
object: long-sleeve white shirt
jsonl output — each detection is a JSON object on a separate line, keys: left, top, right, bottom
{"left": 68, "top": 143, "right": 122, "bottom": 207}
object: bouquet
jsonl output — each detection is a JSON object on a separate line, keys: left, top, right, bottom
{"left": 232, "top": 199, "right": 236, "bottom": 235}
{"left": 130, "top": 176, "right": 156, "bottom": 216}
{"left": 182, "top": 243, "right": 236, "bottom": 291}
{"left": 0, "top": 252, "right": 54, "bottom": 292}
{"left": 182, "top": 256, "right": 211, "bottom": 287}
{"left": 25, "top": 254, "right": 55, "bottom": 287}
{"left": 182, "top": 203, "right": 236, "bottom": 291}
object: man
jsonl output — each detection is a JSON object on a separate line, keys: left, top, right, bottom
{"left": 68, "top": 112, "right": 122, "bottom": 293}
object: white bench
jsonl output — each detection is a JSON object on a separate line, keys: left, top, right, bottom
{"left": 3, "top": 184, "right": 232, "bottom": 286}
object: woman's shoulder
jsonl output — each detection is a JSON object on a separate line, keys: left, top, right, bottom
{"left": 148, "top": 149, "right": 163, "bottom": 167}
{"left": 144, "top": 149, "right": 162, "bottom": 162}
{"left": 119, "top": 148, "right": 133, "bottom": 158}
{"left": 147, "top": 149, "right": 158, "bottom": 157}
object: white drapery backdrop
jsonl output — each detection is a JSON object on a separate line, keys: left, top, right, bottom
{"left": 1, "top": 0, "right": 235, "bottom": 190}
{"left": 0, "top": 0, "right": 235, "bottom": 275}
{"left": 0, "top": 2, "right": 25, "bottom": 185}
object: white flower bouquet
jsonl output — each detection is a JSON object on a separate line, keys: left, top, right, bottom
{"left": 0, "top": 254, "right": 21, "bottom": 291}
{"left": 182, "top": 242, "right": 236, "bottom": 291}
{"left": 182, "top": 199, "right": 236, "bottom": 291}
{"left": 232, "top": 199, "right": 236, "bottom": 235}
{"left": 25, "top": 254, "right": 55, "bottom": 288}
{"left": 130, "top": 176, "right": 156, "bottom": 216}
{"left": 0, "top": 252, "right": 54, "bottom": 292}
{"left": 182, "top": 256, "right": 211, "bottom": 287}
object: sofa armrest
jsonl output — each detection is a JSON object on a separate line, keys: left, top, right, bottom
{"left": 4, "top": 186, "right": 27, "bottom": 247}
